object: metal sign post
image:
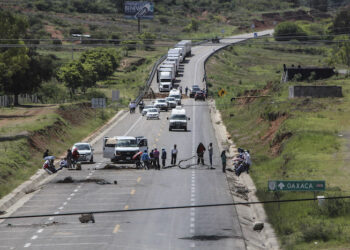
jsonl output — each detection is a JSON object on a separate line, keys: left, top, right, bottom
{"left": 124, "top": 1, "right": 154, "bottom": 33}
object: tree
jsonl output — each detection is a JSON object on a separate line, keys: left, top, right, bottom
{"left": 336, "top": 42, "right": 350, "bottom": 68}
{"left": 57, "top": 61, "right": 85, "bottom": 97}
{"left": 274, "top": 22, "right": 308, "bottom": 41}
{"left": 138, "top": 32, "right": 156, "bottom": 50}
{"left": 332, "top": 8, "right": 350, "bottom": 34}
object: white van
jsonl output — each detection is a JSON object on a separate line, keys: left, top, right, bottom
{"left": 169, "top": 89, "right": 181, "bottom": 105}
{"left": 167, "top": 107, "right": 190, "bottom": 131}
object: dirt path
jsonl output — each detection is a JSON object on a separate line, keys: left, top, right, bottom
{"left": 0, "top": 105, "right": 58, "bottom": 130}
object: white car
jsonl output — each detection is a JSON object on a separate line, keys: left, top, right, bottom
{"left": 165, "top": 96, "right": 177, "bottom": 108}
{"left": 154, "top": 99, "right": 168, "bottom": 111}
{"left": 142, "top": 105, "right": 157, "bottom": 116}
{"left": 146, "top": 108, "right": 160, "bottom": 120}
{"left": 72, "top": 142, "right": 94, "bottom": 163}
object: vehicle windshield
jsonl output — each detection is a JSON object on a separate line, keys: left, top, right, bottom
{"left": 75, "top": 144, "right": 90, "bottom": 150}
{"left": 144, "top": 105, "right": 154, "bottom": 109}
{"left": 157, "top": 99, "right": 166, "bottom": 103}
{"left": 116, "top": 139, "right": 137, "bottom": 147}
{"left": 166, "top": 97, "right": 175, "bottom": 101}
{"left": 170, "top": 94, "right": 180, "bottom": 99}
{"left": 160, "top": 79, "right": 171, "bottom": 82}
{"left": 192, "top": 87, "right": 200, "bottom": 91}
{"left": 148, "top": 108, "right": 158, "bottom": 113}
{"left": 170, "top": 114, "right": 187, "bottom": 120}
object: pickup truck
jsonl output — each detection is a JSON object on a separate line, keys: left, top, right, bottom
{"left": 103, "top": 136, "right": 148, "bottom": 163}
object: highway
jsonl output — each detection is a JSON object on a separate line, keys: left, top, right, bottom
{"left": 0, "top": 31, "right": 271, "bottom": 249}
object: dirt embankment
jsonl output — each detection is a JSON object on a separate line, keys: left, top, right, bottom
{"left": 28, "top": 103, "right": 96, "bottom": 153}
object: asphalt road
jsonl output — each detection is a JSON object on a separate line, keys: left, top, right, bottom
{"left": 0, "top": 31, "right": 272, "bottom": 249}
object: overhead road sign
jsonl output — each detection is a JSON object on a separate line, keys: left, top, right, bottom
{"left": 268, "top": 180, "right": 325, "bottom": 192}
{"left": 125, "top": 1, "right": 154, "bottom": 20}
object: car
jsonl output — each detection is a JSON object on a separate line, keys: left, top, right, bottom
{"left": 146, "top": 108, "right": 160, "bottom": 120}
{"left": 165, "top": 96, "right": 177, "bottom": 108}
{"left": 141, "top": 105, "right": 157, "bottom": 116}
{"left": 154, "top": 99, "right": 168, "bottom": 111}
{"left": 169, "top": 89, "right": 182, "bottom": 105}
{"left": 72, "top": 142, "right": 94, "bottom": 163}
{"left": 167, "top": 107, "right": 190, "bottom": 131}
{"left": 194, "top": 90, "right": 206, "bottom": 101}
{"left": 190, "top": 85, "right": 201, "bottom": 98}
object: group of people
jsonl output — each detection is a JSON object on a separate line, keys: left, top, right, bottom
{"left": 234, "top": 149, "right": 252, "bottom": 176}
{"left": 42, "top": 147, "right": 80, "bottom": 174}
{"left": 137, "top": 148, "right": 167, "bottom": 170}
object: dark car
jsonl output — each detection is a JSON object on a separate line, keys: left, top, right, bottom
{"left": 194, "top": 91, "right": 205, "bottom": 101}
{"left": 190, "top": 85, "right": 201, "bottom": 98}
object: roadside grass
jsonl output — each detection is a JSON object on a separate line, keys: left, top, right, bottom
{"left": 0, "top": 105, "right": 114, "bottom": 199}
{"left": 207, "top": 41, "right": 350, "bottom": 248}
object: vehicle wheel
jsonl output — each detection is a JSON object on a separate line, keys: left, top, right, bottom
{"left": 146, "top": 117, "right": 149, "bottom": 120}
{"left": 169, "top": 128, "right": 172, "bottom": 131}
{"left": 185, "top": 127, "right": 187, "bottom": 131}
{"left": 90, "top": 156, "right": 94, "bottom": 163}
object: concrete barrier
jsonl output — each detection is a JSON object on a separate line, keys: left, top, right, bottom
{"left": 289, "top": 85, "right": 342, "bottom": 98}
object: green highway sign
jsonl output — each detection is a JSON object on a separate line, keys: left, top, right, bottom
{"left": 268, "top": 180, "right": 325, "bottom": 191}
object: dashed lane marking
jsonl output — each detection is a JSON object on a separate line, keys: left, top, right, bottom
{"left": 24, "top": 243, "right": 31, "bottom": 248}
{"left": 130, "top": 189, "right": 136, "bottom": 195}
{"left": 31, "top": 235, "right": 38, "bottom": 240}
{"left": 124, "top": 205, "right": 129, "bottom": 210}
{"left": 137, "top": 177, "right": 141, "bottom": 183}
{"left": 37, "top": 229, "right": 44, "bottom": 233}
{"left": 113, "top": 224, "right": 120, "bottom": 234}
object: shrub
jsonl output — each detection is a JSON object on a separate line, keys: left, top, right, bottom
{"left": 301, "top": 221, "right": 340, "bottom": 242}
{"left": 274, "top": 22, "right": 308, "bottom": 41}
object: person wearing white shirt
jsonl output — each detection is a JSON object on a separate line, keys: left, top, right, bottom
{"left": 171, "top": 144, "right": 178, "bottom": 165}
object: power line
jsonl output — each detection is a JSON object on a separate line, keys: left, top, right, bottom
{"left": 1, "top": 195, "right": 349, "bottom": 220}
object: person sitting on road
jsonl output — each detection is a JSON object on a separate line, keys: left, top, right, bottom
{"left": 43, "top": 157, "right": 64, "bottom": 174}
{"left": 196, "top": 142, "right": 206, "bottom": 165}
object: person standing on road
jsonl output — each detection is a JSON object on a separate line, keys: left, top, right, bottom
{"left": 66, "top": 149, "right": 72, "bottom": 169}
{"left": 221, "top": 150, "right": 227, "bottom": 173}
{"left": 197, "top": 142, "right": 206, "bottom": 165}
{"left": 153, "top": 148, "right": 160, "bottom": 170}
{"left": 161, "top": 149, "right": 167, "bottom": 168}
{"left": 179, "top": 86, "right": 183, "bottom": 95}
{"left": 244, "top": 150, "right": 252, "bottom": 174}
{"left": 208, "top": 142, "right": 214, "bottom": 169}
{"left": 171, "top": 144, "right": 178, "bottom": 165}
{"left": 150, "top": 149, "right": 154, "bottom": 169}
{"left": 185, "top": 86, "right": 189, "bottom": 96}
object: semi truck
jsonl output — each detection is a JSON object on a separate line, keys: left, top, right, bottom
{"left": 168, "top": 48, "right": 183, "bottom": 62}
{"left": 175, "top": 40, "right": 191, "bottom": 57}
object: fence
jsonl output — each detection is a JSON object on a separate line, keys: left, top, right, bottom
{"left": 0, "top": 94, "right": 39, "bottom": 107}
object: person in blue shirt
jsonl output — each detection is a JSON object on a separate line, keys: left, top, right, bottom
{"left": 141, "top": 150, "right": 150, "bottom": 169}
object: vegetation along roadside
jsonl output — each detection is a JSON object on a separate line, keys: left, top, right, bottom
{"left": 206, "top": 14, "right": 350, "bottom": 249}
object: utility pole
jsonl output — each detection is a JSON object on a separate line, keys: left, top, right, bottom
{"left": 138, "top": 17, "right": 141, "bottom": 33}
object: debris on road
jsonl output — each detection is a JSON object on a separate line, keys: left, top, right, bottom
{"left": 253, "top": 222, "right": 264, "bottom": 231}
{"left": 56, "top": 177, "right": 116, "bottom": 185}
{"left": 79, "top": 213, "right": 95, "bottom": 223}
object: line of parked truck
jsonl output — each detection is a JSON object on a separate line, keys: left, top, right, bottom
{"left": 157, "top": 40, "right": 192, "bottom": 92}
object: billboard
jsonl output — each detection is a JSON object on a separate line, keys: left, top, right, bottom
{"left": 125, "top": 1, "right": 154, "bottom": 20}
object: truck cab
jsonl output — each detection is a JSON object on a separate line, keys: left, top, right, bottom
{"left": 167, "top": 107, "right": 190, "bottom": 131}
{"left": 103, "top": 136, "right": 148, "bottom": 163}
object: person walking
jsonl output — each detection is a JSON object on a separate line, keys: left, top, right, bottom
{"left": 196, "top": 142, "right": 206, "bottom": 165}
{"left": 66, "top": 149, "right": 72, "bottom": 169}
{"left": 171, "top": 144, "right": 178, "bottom": 165}
{"left": 208, "top": 142, "right": 214, "bottom": 169}
{"left": 221, "top": 150, "right": 227, "bottom": 173}
{"left": 153, "top": 148, "right": 160, "bottom": 170}
{"left": 161, "top": 149, "right": 167, "bottom": 168}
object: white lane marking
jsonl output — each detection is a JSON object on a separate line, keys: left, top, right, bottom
{"left": 191, "top": 242, "right": 196, "bottom": 248}
{"left": 191, "top": 198, "right": 195, "bottom": 202}
{"left": 190, "top": 208, "right": 195, "bottom": 211}
{"left": 191, "top": 212, "right": 195, "bottom": 217}
{"left": 88, "top": 173, "right": 93, "bottom": 176}
{"left": 54, "top": 211, "right": 59, "bottom": 214}
{"left": 190, "top": 229, "right": 195, "bottom": 234}
{"left": 190, "top": 223, "right": 195, "bottom": 228}
{"left": 67, "top": 197, "right": 71, "bottom": 201}
{"left": 24, "top": 243, "right": 31, "bottom": 248}
{"left": 190, "top": 217, "right": 195, "bottom": 222}
{"left": 124, "top": 116, "right": 142, "bottom": 136}
{"left": 48, "top": 217, "right": 54, "bottom": 221}
{"left": 70, "top": 193, "right": 75, "bottom": 196}
{"left": 191, "top": 183, "right": 195, "bottom": 187}
{"left": 63, "top": 202, "right": 67, "bottom": 205}
{"left": 191, "top": 193, "right": 195, "bottom": 198}
{"left": 78, "top": 185, "right": 82, "bottom": 188}
{"left": 86, "top": 176, "right": 90, "bottom": 179}
{"left": 37, "top": 229, "right": 44, "bottom": 233}
{"left": 59, "top": 207, "right": 64, "bottom": 210}
{"left": 74, "top": 189, "right": 79, "bottom": 192}
{"left": 31, "top": 235, "right": 38, "bottom": 240}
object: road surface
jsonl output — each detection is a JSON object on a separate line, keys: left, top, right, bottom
{"left": 0, "top": 30, "right": 272, "bottom": 250}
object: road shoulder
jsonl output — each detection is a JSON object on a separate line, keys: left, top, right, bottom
{"left": 208, "top": 99, "right": 279, "bottom": 250}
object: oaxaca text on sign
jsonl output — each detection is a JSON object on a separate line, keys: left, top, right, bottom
{"left": 268, "top": 180, "right": 325, "bottom": 191}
